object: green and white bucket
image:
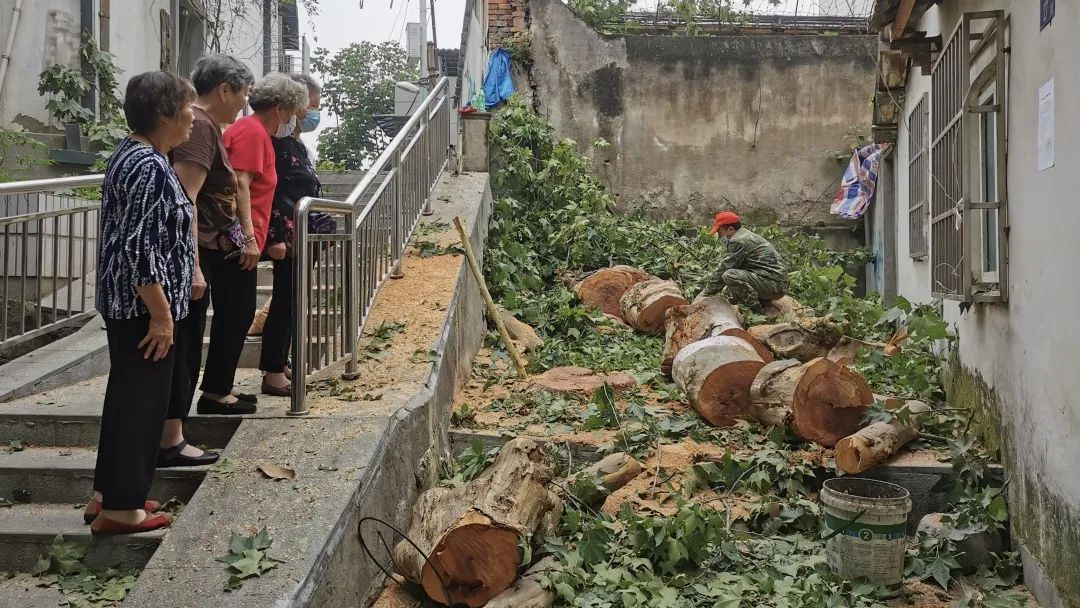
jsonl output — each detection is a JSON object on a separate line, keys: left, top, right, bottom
{"left": 821, "top": 477, "right": 911, "bottom": 595}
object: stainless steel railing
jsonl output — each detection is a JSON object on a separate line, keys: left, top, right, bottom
{"left": 291, "top": 77, "right": 451, "bottom": 414}
{"left": 0, "top": 174, "right": 103, "bottom": 354}
{"left": 290, "top": 198, "right": 356, "bottom": 416}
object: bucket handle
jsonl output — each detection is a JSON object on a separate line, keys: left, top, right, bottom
{"left": 821, "top": 509, "right": 868, "bottom": 542}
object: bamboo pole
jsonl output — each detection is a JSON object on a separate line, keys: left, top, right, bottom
{"left": 454, "top": 216, "right": 529, "bottom": 378}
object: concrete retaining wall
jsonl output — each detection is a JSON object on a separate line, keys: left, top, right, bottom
{"left": 527, "top": 0, "right": 877, "bottom": 229}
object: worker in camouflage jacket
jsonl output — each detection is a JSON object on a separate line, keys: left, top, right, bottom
{"left": 701, "top": 211, "right": 789, "bottom": 309}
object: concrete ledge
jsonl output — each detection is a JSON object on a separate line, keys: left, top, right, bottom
{"left": 0, "top": 315, "right": 108, "bottom": 403}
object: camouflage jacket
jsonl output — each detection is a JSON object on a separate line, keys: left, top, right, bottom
{"left": 718, "top": 228, "right": 788, "bottom": 283}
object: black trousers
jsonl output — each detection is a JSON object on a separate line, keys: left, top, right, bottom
{"left": 95, "top": 315, "right": 192, "bottom": 510}
{"left": 259, "top": 256, "right": 292, "bottom": 374}
{"left": 192, "top": 247, "right": 257, "bottom": 395}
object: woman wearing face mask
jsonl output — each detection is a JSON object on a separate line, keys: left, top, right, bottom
{"left": 259, "top": 74, "right": 329, "bottom": 396}
{"left": 216, "top": 73, "right": 308, "bottom": 405}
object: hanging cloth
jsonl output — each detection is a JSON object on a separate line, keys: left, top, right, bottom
{"left": 831, "top": 143, "right": 890, "bottom": 220}
{"left": 481, "top": 48, "right": 515, "bottom": 110}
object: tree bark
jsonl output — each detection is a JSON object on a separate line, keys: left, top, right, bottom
{"left": 620, "top": 278, "right": 688, "bottom": 335}
{"left": 485, "top": 557, "right": 557, "bottom": 608}
{"left": 747, "top": 316, "right": 846, "bottom": 362}
{"left": 835, "top": 399, "right": 931, "bottom": 473}
{"left": 672, "top": 335, "right": 767, "bottom": 427}
{"left": 391, "top": 438, "right": 564, "bottom": 607}
{"left": 748, "top": 357, "right": 874, "bottom": 447}
{"left": 494, "top": 304, "right": 544, "bottom": 352}
{"left": 567, "top": 452, "right": 643, "bottom": 507}
{"left": 763, "top": 295, "right": 806, "bottom": 321}
{"left": 573, "top": 265, "right": 653, "bottom": 320}
{"left": 661, "top": 297, "right": 773, "bottom": 376}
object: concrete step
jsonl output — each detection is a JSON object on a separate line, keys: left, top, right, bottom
{"left": 0, "top": 398, "right": 239, "bottom": 448}
{"left": 0, "top": 503, "right": 165, "bottom": 572}
{"left": 0, "top": 446, "right": 206, "bottom": 504}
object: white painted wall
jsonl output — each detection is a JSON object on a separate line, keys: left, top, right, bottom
{"left": 0, "top": 0, "right": 270, "bottom": 127}
{"left": 0, "top": 0, "right": 82, "bottom": 127}
{"left": 889, "top": 1, "right": 1080, "bottom": 602}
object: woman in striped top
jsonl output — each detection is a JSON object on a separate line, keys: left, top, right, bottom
{"left": 88, "top": 71, "right": 210, "bottom": 534}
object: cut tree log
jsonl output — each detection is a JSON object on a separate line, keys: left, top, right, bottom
{"left": 621, "top": 278, "right": 689, "bottom": 335}
{"left": 494, "top": 304, "right": 544, "bottom": 352}
{"left": 391, "top": 438, "right": 564, "bottom": 607}
{"left": 573, "top": 265, "right": 653, "bottom": 319}
{"left": 763, "top": 295, "right": 806, "bottom": 321}
{"left": 748, "top": 316, "right": 846, "bottom": 362}
{"left": 748, "top": 357, "right": 874, "bottom": 447}
{"left": 485, "top": 557, "right": 558, "bottom": 608}
{"left": 835, "top": 399, "right": 931, "bottom": 473}
{"left": 672, "top": 335, "right": 767, "bottom": 427}
{"left": 661, "top": 297, "right": 773, "bottom": 376}
{"left": 567, "top": 452, "right": 644, "bottom": 507}
{"left": 530, "top": 366, "right": 636, "bottom": 395}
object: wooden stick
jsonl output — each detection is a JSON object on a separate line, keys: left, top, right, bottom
{"left": 453, "top": 216, "right": 528, "bottom": 378}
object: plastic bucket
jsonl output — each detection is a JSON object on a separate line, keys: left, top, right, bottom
{"left": 821, "top": 477, "right": 911, "bottom": 594}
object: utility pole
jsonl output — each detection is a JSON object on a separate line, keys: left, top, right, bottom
{"left": 418, "top": 0, "right": 428, "bottom": 93}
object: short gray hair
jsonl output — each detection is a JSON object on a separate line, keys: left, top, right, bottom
{"left": 190, "top": 54, "right": 254, "bottom": 96}
{"left": 289, "top": 73, "right": 321, "bottom": 95}
{"left": 248, "top": 72, "right": 308, "bottom": 113}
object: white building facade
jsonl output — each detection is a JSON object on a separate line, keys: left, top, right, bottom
{"left": 868, "top": 1, "right": 1078, "bottom": 606}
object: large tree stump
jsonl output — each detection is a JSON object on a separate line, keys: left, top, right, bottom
{"left": 748, "top": 357, "right": 874, "bottom": 447}
{"left": 835, "top": 400, "right": 931, "bottom": 473}
{"left": 621, "top": 279, "right": 688, "bottom": 335}
{"left": 672, "top": 335, "right": 767, "bottom": 427}
{"left": 391, "top": 438, "right": 564, "bottom": 607}
{"left": 747, "top": 316, "right": 846, "bottom": 362}
{"left": 661, "top": 297, "right": 772, "bottom": 376}
{"left": 573, "top": 265, "right": 652, "bottom": 320}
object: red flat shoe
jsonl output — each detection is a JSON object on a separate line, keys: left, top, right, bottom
{"left": 90, "top": 513, "right": 172, "bottom": 535}
{"left": 83, "top": 499, "right": 162, "bottom": 525}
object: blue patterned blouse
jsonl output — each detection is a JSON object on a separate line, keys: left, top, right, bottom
{"left": 96, "top": 138, "right": 195, "bottom": 321}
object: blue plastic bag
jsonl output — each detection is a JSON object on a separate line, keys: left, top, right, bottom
{"left": 481, "top": 48, "right": 515, "bottom": 110}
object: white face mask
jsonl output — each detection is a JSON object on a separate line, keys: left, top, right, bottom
{"left": 275, "top": 115, "right": 297, "bottom": 138}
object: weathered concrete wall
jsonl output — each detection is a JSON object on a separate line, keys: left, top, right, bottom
{"left": 527, "top": 0, "right": 877, "bottom": 228}
{"left": 888, "top": 1, "right": 1080, "bottom": 606}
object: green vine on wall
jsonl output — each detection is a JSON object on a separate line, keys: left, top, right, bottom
{"left": 37, "top": 35, "right": 126, "bottom": 167}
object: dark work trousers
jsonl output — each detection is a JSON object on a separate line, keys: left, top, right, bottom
{"left": 259, "top": 255, "right": 293, "bottom": 374}
{"left": 195, "top": 246, "right": 257, "bottom": 395}
{"left": 95, "top": 315, "right": 191, "bottom": 510}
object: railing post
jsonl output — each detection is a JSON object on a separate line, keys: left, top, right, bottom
{"left": 341, "top": 208, "right": 360, "bottom": 381}
{"left": 422, "top": 91, "right": 436, "bottom": 217}
{"left": 289, "top": 197, "right": 312, "bottom": 416}
{"left": 389, "top": 147, "right": 405, "bottom": 279}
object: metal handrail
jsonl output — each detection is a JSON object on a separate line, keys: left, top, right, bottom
{"left": 291, "top": 78, "right": 451, "bottom": 415}
{"left": 291, "top": 197, "right": 357, "bottom": 416}
{"left": 1, "top": 174, "right": 104, "bottom": 352}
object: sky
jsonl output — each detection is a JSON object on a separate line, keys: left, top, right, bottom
{"left": 298, "top": 0, "right": 467, "bottom": 156}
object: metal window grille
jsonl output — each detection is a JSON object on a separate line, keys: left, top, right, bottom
{"left": 929, "top": 19, "right": 968, "bottom": 299}
{"left": 928, "top": 11, "right": 1008, "bottom": 301}
{"left": 908, "top": 93, "right": 929, "bottom": 258}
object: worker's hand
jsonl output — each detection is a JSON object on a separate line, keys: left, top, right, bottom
{"left": 268, "top": 242, "right": 287, "bottom": 260}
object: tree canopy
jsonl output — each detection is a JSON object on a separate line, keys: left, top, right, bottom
{"left": 313, "top": 41, "right": 416, "bottom": 169}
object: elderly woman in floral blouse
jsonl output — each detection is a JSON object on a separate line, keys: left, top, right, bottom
{"left": 88, "top": 71, "right": 208, "bottom": 534}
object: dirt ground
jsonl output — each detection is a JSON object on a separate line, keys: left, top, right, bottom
{"left": 305, "top": 230, "right": 464, "bottom": 414}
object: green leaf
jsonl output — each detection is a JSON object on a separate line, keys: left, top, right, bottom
{"left": 987, "top": 495, "right": 1008, "bottom": 522}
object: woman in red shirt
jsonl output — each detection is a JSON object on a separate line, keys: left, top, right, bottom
{"left": 199, "top": 73, "right": 307, "bottom": 414}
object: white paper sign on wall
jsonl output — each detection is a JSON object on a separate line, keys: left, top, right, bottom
{"left": 1038, "top": 79, "right": 1055, "bottom": 173}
